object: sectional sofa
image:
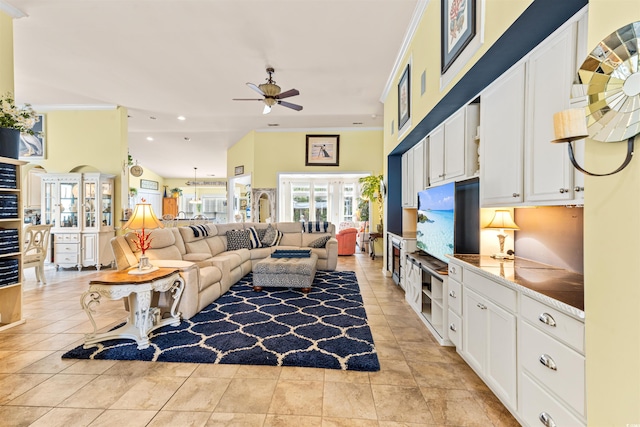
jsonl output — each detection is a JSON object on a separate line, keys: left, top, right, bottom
{"left": 110, "top": 221, "right": 337, "bottom": 319}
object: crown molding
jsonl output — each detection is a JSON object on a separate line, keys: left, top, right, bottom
{"left": 30, "top": 104, "right": 118, "bottom": 112}
{"left": 380, "top": 0, "right": 429, "bottom": 103}
{"left": 0, "top": 1, "right": 27, "bottom": 18}
{"left": 256, "top": 126, "right": 382, "bottom": 133}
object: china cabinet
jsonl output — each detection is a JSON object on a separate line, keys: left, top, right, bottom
{"left": 41, "top": 173, "right": 115, "bottom": 270}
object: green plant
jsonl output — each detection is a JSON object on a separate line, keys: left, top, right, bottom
{"left": 358, "top": 174, "right": 383, "bottom": 227}
{"left": 170, "top": 187, "right": 182, "bottom": 196}
{"left": 129, "top": 187, "right": 137, "bottom": 197}
{"left": 0, "top": 92, "right": 40, "bottom": 135}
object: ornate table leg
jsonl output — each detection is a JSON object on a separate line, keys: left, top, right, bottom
{"left": 81, "top": 290, "right": 102, "bottom": 341}
{"left": 130, "top": 290, "right": 153, "bottom": 349}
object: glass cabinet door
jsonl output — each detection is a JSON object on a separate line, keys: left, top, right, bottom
{"left": 43, "top": 181, "right": 56, "bottom": 226}
{"left": 101, "top": 179, "right": 113, "bottom": 228}
{"left": 83, "top": 180, "right": 97, "bottom": 228}
{"left": 59, "top": 181, "right": 79, "bottom": 229}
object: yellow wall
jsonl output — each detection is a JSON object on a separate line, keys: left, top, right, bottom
{"left": 227, "top": 131, "right": 255, "bottom": 180}
{"left": 583, "top": 1, "right": 640, "bottom": 423}
{"left": 0, "top": 11, "right": 13, "bottom": 94}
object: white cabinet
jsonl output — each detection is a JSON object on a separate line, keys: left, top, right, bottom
{"left": 447, "top": 262, "right": 463, "bottom": 349}
{"left": 401, "top": 138, "right": 426, "bottom": 208}
{"left": 42, "top": 173, "right": 115, "bottom": 270}
{"left": 429, "top": 105, "right": 479, "bottom": 186}
{"left": 25, "top": 167, "right": 43, "bottom": 209}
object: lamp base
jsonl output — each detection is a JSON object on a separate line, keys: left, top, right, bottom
{"left": 128, "top": 255, "right": 159, "bottom": 275}
{"left": 491, "top": 253, "right": 514, "bottom": 260}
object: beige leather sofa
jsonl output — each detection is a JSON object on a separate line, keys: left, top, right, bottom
{"left": 110, "top": 222, "right": 337, "bottom": 319}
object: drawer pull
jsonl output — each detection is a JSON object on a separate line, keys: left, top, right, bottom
{"left": 448, "top": 266, "right": 456, "bottom": 275}
{"left": 538, "top": 312, "right": 557, "bottom": 327}
{"left": 449, "top": 323, "right": 457, "bottom": 332}
{"left": 449, "top": 290, "right": 456, "bottom": 298}
{"left": 539, "top": 354, "right": 557, "bottom": 371}
{"left": 477, "top": 303, "right": 487, "bottom": 310}
{"left": 538, "top": 411, "right": 557, "bottom": 427}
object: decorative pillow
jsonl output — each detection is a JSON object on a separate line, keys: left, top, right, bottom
{"left": 308, "top": 235, "right": 331, "bottom": 248}
{"left": 261, "top": 224, "right": 278, "bottom": 247}
{"left": 256, "top": 227, "right": 267, "bottom": 241}
{"left": 247, "top": 226, "right": 263, "bottom": 249}
{"left": 226, "top": 229, "right": 251, "bottom": 251}
{"left": 273, "top": 230, "right": 284, "bottom": 246}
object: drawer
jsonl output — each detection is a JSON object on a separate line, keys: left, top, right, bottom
{"left": 447, "top": 278, "right": 462, "bottom": 315}
{"left": 521, "top": 295, "right": 584, "bottom": 353}
{"left": 55, "top": 253, "right": 79, "bottom": 265}
{"left": 520, "top": 372, "right": 585, "bottom": 427}
{"left": 447, "top": 309, "right": 462, "bottom": 349}
{"left": 447, "top": 261, "right": 463, "bottom": 282}
{"left": 520, "top": 321, "right": 585, "bottom": 417}
{"left": 55, "top": 243, "right": 79, "bottom": 254}
{"left": 465, "top": 269, "right": 517, "bottom": 312}
{"left": 55, "top": 233, "right": 80, "bottom": 243}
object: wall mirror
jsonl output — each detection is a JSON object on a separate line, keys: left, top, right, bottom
{"left": 251, "top": 188, "right": 276, "bottom": 222}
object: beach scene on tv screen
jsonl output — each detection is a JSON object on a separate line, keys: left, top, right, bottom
{"left": 417, "top": 182, "right": 455, "bottom": 263}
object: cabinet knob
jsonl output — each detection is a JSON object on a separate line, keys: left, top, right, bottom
{"left": 512, "top": 193, "right": 520, "bottom": 198}
{"left": 538, "top": 411, "right": 557, "bottom": 427}
{"left": 539, "top": 354, "right": 558, "bottom": 371}
{"left": 538, "top": 312, "right": 557, "bottom": 327}
{"left": 449, "top": 290, "right": 456, "bottom": 298}
{"left": 559, "top": 188, "right": 569, "bottom": 194}
{"left": 448, "top": 266, "right": 456, "bottom": 275}
{"left": 574, "top": 186, "right": 584, "bottom": 192}
{"left": 449, "top": 323, "right": 457, "bottom": 332}
{"left": 476, "top": 303, "right": 487, "bottom": 310}
{"left": 438, "top": 174, "right": 445, "bottom": 178}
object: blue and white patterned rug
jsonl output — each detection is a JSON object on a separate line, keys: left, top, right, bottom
{"left": 63, "top": 271, "right": 380, "bottom": 371}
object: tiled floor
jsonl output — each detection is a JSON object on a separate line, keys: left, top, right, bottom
{"left": 0, "top": 253, "right": 520, "bottom": 426}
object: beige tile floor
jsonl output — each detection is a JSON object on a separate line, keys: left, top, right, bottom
{"left": 0, "top": 253, "right": 520, "bottom": 426}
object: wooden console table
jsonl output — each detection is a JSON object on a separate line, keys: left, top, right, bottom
{"left": 81, "top": 267, "right": 184, "bottom": 350}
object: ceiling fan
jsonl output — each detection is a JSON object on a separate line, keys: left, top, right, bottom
{"left": 233, "top": 67, "right": 303, "bottom": 115}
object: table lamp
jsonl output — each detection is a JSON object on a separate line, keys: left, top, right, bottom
{"left": 122, "top": 199, "right": 164, "bottom": 274}
{"left": 484, "top": 210, "right": 519, "bottom": 260}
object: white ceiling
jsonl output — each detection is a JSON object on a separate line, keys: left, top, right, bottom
{"left": 5, "top": 0, "right": 419, "bottom": 179}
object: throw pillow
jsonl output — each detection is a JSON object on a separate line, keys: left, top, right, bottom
{"left": 273, "top": 230, "right": 284, "bottom": 246}
{"left": 308, "top": 235, "right": 331, "bottom": 248}
{"left": 247, "top": 226, "right": 263, "bottom": 249}
{"left": 256, "top": 227, "right": 267, "bottom": 241}
{"left": 226, "top": 229, "right": 251, "bottom": 251}
{"left": 261, "top": 224, "right": 278, "bottom": 247}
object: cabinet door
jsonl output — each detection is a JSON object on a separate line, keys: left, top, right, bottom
{"left": 429, "top": 126, "right": 445, "bottom": 185}
{"left": 444, "top": 108, "right": 466, "bottom": 181}
{"left": 412, "top": 138, "right": 426, "bottom": 198}
{"left": 401, "top": 150, "right": 414, "bottom": 207}
{"left": 480, "top": 63, "right": 526, "bottom": 206}
{"left": 26, "top": 168, "right": 42, "bottom": 208}
{"left": 81, "top": 233, "right": 97, "bottom": 267}
{"left": 525, "top": 24, "right": 576, "bottom": 203}
{"left": 462, "top": 288, "right": 487, "bottom": 374}
{"left": 405, "top": 261, "right": 422, "bottom": 313}
{"left": 486, "top": 298, "right": 517, "bottom": 408}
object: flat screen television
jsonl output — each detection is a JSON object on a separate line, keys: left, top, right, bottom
{"left": 416, "top": 178, "right": 479, "bottom": 265}
{"left": 417, "top": 181, "right": 455, "bottom": 264}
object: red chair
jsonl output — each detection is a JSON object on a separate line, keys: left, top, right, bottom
{"left": 336, "top": 227, "right": 358, "bottom": 255}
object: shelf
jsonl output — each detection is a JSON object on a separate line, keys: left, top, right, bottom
{"left": 0, "top": 252, "right": 20, "bottom": 259}
{"left": 422, "top": 287, "right": 432, "bottom": 298}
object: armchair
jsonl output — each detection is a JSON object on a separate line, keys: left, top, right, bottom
{"left": 336, "top": 227, "right": 358, "bottom": 256}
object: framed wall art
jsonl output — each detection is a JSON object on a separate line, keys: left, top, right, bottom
{"left": 140, "top": 179, "right": 159, "bottom": 191}
{"left": 398, "top": 64, "right": 411, "bottom": 130}
{"left": 234, "top": 165, "right": 245, "bottom": 176}
{"left": 441, "top": 0, "right": 476, "bottom": 74}
{"left": 19, "top": 114, "right": 45, "bottom": 160}
{"left": 305, "top": 135, "right": 339, "bottom": 166}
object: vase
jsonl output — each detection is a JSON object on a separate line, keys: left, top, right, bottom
{"left": 0, "top": 127, "right": 20, "bottom": 159}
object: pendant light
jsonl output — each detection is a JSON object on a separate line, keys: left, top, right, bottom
{"left": 189, "top": 167, "right": 202, "bottom": 205}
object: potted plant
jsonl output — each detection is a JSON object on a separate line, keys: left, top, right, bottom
{"left": 129, "top": 187, "right": 138, "bottom": 198}
{"left": 358, "top": 174, "right": 384, "bottom": 233}
{"left": 170, "top": 188, "right": 182, "bottom": 198}
{"left": 0, "top": 92, "right": 41, "bottom": 159}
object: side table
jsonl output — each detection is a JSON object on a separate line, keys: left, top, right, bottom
{"left": 81, "top": 267, "right": 184, "bottom": 350}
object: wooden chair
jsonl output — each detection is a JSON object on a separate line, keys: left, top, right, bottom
{"left": 23, "top": 224, "right": 53, "bottom": 284}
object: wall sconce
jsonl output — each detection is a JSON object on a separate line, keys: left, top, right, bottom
{"left": 552, "top": 21, "right": 640, "bottom": 177}
{"left": 484, "top": 209, "right": 519, "bottom": 260}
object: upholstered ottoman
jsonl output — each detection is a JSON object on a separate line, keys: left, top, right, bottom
{"left": 253, "top": 253, "right": 318, "bottom": 294}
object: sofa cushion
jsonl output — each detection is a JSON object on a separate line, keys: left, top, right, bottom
{"left": 261, "top": 224, "right": 279, "bottom": 247}
{"left": 308, "top": 235, "right": 331, "bottom": 248}
{"left": 183, "top": 252, "right": 212, "bottom": 263}
{"left": 247, "top": 226, "right": 263, "bottom": 249}
{"left": 199, "top": 266, "right": 223, "bottom": 292}
{"left": 227, "top": 229, "right": 251, "bottom": 251}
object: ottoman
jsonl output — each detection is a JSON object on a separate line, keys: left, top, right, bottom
{"left": 253, "top": 253, "right": 318, "bottom": 294}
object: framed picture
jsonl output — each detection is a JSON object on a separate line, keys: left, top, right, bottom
{"left": 19, "top": 114, "right": 45, "bottom": 160}
{"left": 140, "top": 179, "right": 158, "bottom": 191}
{"left": 398, "top": 64, "right": 410, "bottom": 130}
{"left": 234, "top": 165, "right": 244, "bottom": 176}
{"left": 305, "top": 135, "right": 340, "bottom": 166}
{"left": 441, "top": 0, "right": 476, "bottom": 74}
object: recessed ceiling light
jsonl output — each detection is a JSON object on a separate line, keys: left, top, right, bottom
{"left": 177, "top": 116, "right": 186, "bottom": 121}
{"left": 146, "top": 136, "right": 154, "bottom": 141}
{"left": 184, "top": 137, "right": 191, "bottom": 141}
{"left": 149, "top": 116, "right": 157, "bottom": 120}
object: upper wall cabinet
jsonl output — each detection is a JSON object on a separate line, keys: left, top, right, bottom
{"left": 429, "top": 104, "right": 479, "bottom": 186}
{"left": 402, "top": 137, "right": 427, "bottom": 208}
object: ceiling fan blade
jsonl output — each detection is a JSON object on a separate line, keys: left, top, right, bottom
{"left": 263, "top": 104, "right": 272, "bottom": 115}
{"left": 276, "top": 88, "right": 300, "bottom": 99}
{"left": 233, "top": 98, "right": 264, "bottom": 101}
{"left": 278, "top": 100, "right": 303, "bottom": 111}
{"left": 247, "top": 82, "right": 265, "bottom": 96}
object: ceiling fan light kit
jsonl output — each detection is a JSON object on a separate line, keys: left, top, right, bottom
{"left": 233, "top": 67, "right": 303, "bottom": 114}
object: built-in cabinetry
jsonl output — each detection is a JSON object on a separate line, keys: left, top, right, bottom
{"left": 25, "top": 167, "right": 43, "bottom": 209}
{"left": 401, "top": 137, "right": 426, "bottom": 208}
{"left": 480, "top": 14, "right": 587, "bottom": 207}
{"left": 429, "top": 104, "right": 479, "bottom": 186}
{"left": 387, "top": 232, "right": 416, "bottom": 289}
{"left": 0, "top": 158, "right": 26, "bottom": 331}
{"left": 405, "top": 253, "right": 451, "bottom": 346}
{"left": 41, "top": 173, "right": 115, "bottom": 270}
{"left": 162, "top": 197, "right": 178, "bottom": 216}
{"left": 447, "top": 256, "right": 586, "bottom": 426}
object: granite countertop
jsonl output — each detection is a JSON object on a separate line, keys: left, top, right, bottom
{"left": 450, "top": 254, "right": 584, "bottom": 318}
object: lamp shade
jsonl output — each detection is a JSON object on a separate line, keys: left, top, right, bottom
{"left": 551, "top": 109, "right": 589, "bottom": 143}
{"left": 485, "top": 210, "right": 519, "bottom": 230}
{"left": 122, "top": 201, "right": 164, "bottom": 231}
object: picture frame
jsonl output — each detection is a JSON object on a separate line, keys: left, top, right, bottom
{"left": 398, "top": 64, "right": 410, "bottom": 130}
{"left": 441, "top": 0, "right": 476, "bottom": 74}
{"left": 234, "top": 165, "right": 244, "bottom": 176}
{"left": 140, "top": 179, "right": 158, "bottom": 191}
{"left": 305, "top": 135, "right": 340, "bottom": 166}
{"left": 19, "top": 114, "right": 45, "bottom": 160}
